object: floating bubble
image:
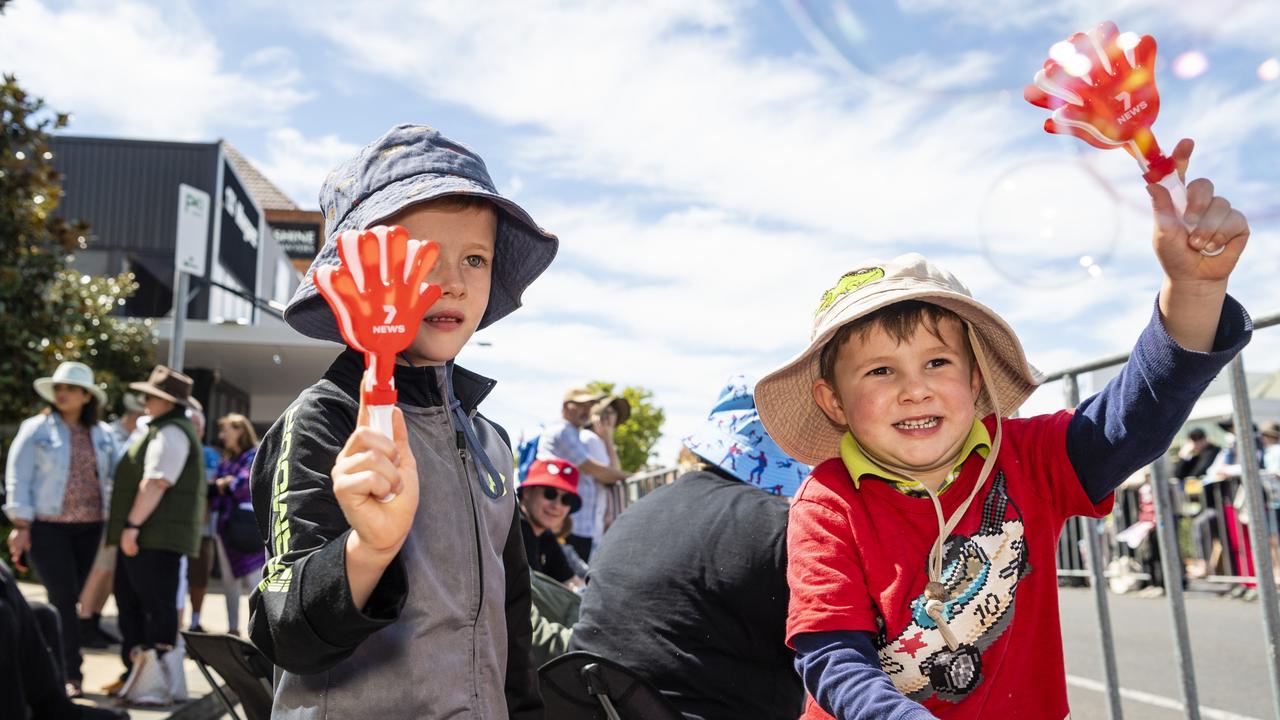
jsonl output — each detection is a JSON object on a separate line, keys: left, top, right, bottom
{"left": 1172, "top": 50, "right": 1209, "bottom": 78}
{"left": 979, "top": 159, "right": 1120, "bottom": 288}
{"left": 1259, "top": 58, "right": 1280, "bottom": 81}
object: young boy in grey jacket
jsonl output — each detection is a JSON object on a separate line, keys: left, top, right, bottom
{"left": 248, "top": 124, "right": 558, "bottom": 719}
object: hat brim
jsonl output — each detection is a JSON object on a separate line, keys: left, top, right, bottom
{"left": 34, "top": 377, "right": 107, "bottom": 407}
{"left": 128, "top": 382, "right": 189, "bottom": 407}
{"left": 517, "top": 480, "right": 583, "bottom": 513}
{"left": 610, "top": 398, "right": 631, "bottom": 425}
{"left": 756, "top": 287, "right": 1041, "bottom": 467}
{"left": 592, "top": 396, "right": 631, "bottom": 424}
{"left": 286, "top": 174, "right": 558, "bottom": 344}
{"left": 565, "top": 392, "right": 607, "bottom": 405}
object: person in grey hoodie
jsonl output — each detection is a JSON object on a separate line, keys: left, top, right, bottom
{"left": 248, "top": 124, "right": 558, "bottom": 719}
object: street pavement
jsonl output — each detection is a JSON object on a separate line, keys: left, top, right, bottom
{"left": 21, "top": 579, "right": 247, "bottom": 719}
{"left": 1061, "top": 585, "right": 1279, "bottom": 719}
{"left": 21, "top": 576, "right": 1278, "bottom": 718}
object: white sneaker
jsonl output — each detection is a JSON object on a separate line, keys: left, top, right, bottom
{"left": 161, "top": 641, "right": 190, "bottom": 702}
{"left": 119, "top": 647, "right": 173, "bottom": 706}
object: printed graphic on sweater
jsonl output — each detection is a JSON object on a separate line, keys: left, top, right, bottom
{"left": 875, "top": 473, "right": 1029, "bottom": 703}
{"left": 260, "top": 405, "right": 298, "bottom": 593}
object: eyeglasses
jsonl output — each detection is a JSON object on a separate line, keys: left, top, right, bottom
{"left": 540, "top": 486, "right": 575, "bottom": 506}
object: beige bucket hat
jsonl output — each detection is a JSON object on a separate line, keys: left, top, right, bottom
{"left": 756, "top": 253, "right": 1042, "bottom": 467}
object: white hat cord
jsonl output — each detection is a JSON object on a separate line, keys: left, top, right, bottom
{"left": 854, "top": 325, "right": 1003, "bottom": 652}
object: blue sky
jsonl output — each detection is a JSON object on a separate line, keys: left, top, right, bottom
{"left": 4, "top": 0, "right": 1279, "bottom": 463}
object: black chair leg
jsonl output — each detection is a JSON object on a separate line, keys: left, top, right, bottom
{"left": 190, "top": 657, "right": 243, "bottom": 720}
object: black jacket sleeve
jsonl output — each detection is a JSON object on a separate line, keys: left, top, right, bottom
{"left": 247, "top": 389, "right": 408, "bottom": 674}
{"left": 503, "top": 503, "right": 544, "bottom": 719}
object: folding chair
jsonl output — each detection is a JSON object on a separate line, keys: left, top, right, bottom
{"left": 538, "top": 651, "right": 683, "bottom": 720}
{"left": 180, "top": 630, "right": 274, "bottom": 720}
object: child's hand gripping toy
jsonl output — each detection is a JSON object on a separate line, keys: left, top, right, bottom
{"left": 1024, "top": 21, "right": 1221, "bottom": 257}
{"left": 315, "top": 226, "right": 442, "bottom": 500}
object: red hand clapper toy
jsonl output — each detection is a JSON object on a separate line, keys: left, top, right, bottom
{"left": 315, "top": 225, "right": 442, "bottom": 450}
{"left": 1025, "top": 21, "right": 1209, "bottom": 251}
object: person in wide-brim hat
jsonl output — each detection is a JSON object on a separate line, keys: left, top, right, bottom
{"left": 34, "top": 361, "right": 108, "bottom": 407}
{"left": 128, "top": 366, "right": 194, "bottom": 408}
{"left": 11, "top": 361, "right": 116, "bottom": 696}
{"left": 757, "top": 253, "right": 1041, "bottom": 467}
{"left": 283, "top": 123, "right": 558, "bottom": 344}
{"left": 590, "top": 395, "right": 631, "bottom": 426}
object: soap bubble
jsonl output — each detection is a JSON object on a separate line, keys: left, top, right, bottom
{"left": 979, "top": 159, "right": 1120, "bottom": 288}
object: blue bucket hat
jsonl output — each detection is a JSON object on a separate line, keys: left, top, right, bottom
{"left": 683, "top": 375, "right": 812, "bottom": 497}
{"left": 285, "top": 124, "right": 559, "bottom": 343}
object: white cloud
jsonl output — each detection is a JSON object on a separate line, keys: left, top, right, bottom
{"left": 0, "top": 0, "right": 310, "bottom": 140}
{"left": 15, "top": 0, "right": 1278, "bottom": 468}
{"left": 250, "top": 127, "right": 361, "bottom": 210}
{"left": 285, "top": 0, "right": 1040, "bottom": 243}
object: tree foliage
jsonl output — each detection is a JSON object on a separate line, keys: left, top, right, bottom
{"left": 0, "top": 73, "right": 156, "bottom": 429}
{"left": 585, "top": 381, "right": 665, "bottom": 472}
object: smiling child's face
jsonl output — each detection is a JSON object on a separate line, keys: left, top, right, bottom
{"left": 813, "top": 314, "right": 982, "bottom": 485}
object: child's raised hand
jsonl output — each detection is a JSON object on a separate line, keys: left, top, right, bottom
{"left": 331, "top": 391, "right": 419, "bottom": 556}
{"left": 1149, "top": 139, "right": 1249, "bottom": 283}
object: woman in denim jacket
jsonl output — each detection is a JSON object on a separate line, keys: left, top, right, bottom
{"left": 4, "top": 361, "right": 118, "bottom": 698}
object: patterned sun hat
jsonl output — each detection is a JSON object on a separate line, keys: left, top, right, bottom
{"left": 285, "top": 124, "right": 559, "bottom": 343}
{"left": 755, "top": 253, "right": 1042, "bottom": 466}
{"left": 683, "top": 375, "right": 812, "bottom": 497}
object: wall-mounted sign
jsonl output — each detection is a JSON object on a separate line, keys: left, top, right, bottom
{"left": 218, "top": 161, "right": 260, "bottom": 290}
{"left": 175, "top": 184, "right": 210, "bottom": 277}
{"left": 271, "top": 221, "right": 321, "bottom": 260}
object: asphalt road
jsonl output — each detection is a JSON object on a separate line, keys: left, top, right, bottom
{"left": 1059, "top": 586, "right": 1279, "bottom": 719}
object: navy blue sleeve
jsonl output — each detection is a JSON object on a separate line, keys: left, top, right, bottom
{"left": 1068, "top": 295, "right": 1252, "bottom": 504}
{"left": 793, "top": 631, "right": 934, "bottom": 720}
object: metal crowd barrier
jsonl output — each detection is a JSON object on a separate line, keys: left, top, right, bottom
{"left": 1050, "top": 308, "right": 1280, "bottom": 720}
{"left": 608, "top": 465, "right": 681, "bottom": 514}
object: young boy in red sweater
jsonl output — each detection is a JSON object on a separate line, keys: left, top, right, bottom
{"left": 756, "top": 142, "right": 1252, "bottom": 719}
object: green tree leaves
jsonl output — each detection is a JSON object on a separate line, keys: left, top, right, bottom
{"left": 0, "top": 74, "right": 156, "bottom": 429}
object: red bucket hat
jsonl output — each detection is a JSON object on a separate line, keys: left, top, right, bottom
{"left": 519, "top": 459, "right": 582, "bottom": 512}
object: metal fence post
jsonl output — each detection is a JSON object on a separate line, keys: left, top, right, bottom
{"left": 1064, "top": 374, "right": 1124, "bottom": 720}
{"left": 1226, "top": 355, "right": 1280, "bottom": 716}
{"left": 1148, "top": 455, "right": 1201, "bottom": 719}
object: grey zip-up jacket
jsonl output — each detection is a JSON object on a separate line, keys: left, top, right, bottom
{"left": 248, "top": 350, "right": 540, "bottom": 719}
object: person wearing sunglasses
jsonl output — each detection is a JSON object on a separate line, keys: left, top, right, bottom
{"left": 517, "top": 459, "right": 582, "bottom": 586}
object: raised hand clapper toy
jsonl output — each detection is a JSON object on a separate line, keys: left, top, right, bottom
{"left": 1024, "top": 21, "right": 1220, "bottom": 256}
{"left": 315, "top": 226, "right": 442, "bottom": 500}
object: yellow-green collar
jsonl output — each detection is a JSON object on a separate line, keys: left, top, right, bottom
{"left": 840, "top": 419, "right": 990, "bottom": 494}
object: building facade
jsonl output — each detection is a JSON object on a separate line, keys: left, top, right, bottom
{"left": 52, "top": 135, "right": 337, "bottom": 435}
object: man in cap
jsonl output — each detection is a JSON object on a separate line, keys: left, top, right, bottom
{"left": 537, "top": 388, "right": 630, "bottom": 561}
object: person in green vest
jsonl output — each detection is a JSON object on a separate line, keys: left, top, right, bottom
{"left": 103, "top": 365, "right": 205, "bottom": 705}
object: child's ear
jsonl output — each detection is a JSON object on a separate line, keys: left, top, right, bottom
{"left": 812, "top": 378, "right": 849, "bottom": 427}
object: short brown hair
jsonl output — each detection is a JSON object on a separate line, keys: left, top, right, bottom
{"left": 818, "top": 301, "right": 973, "bottom": 387}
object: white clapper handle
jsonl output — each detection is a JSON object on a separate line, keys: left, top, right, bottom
{"left": 369, "top": 404, "right": 398, "bottom": 503}
{"left": 1156, "top": 171, "right": 1222, "bottom": 257}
